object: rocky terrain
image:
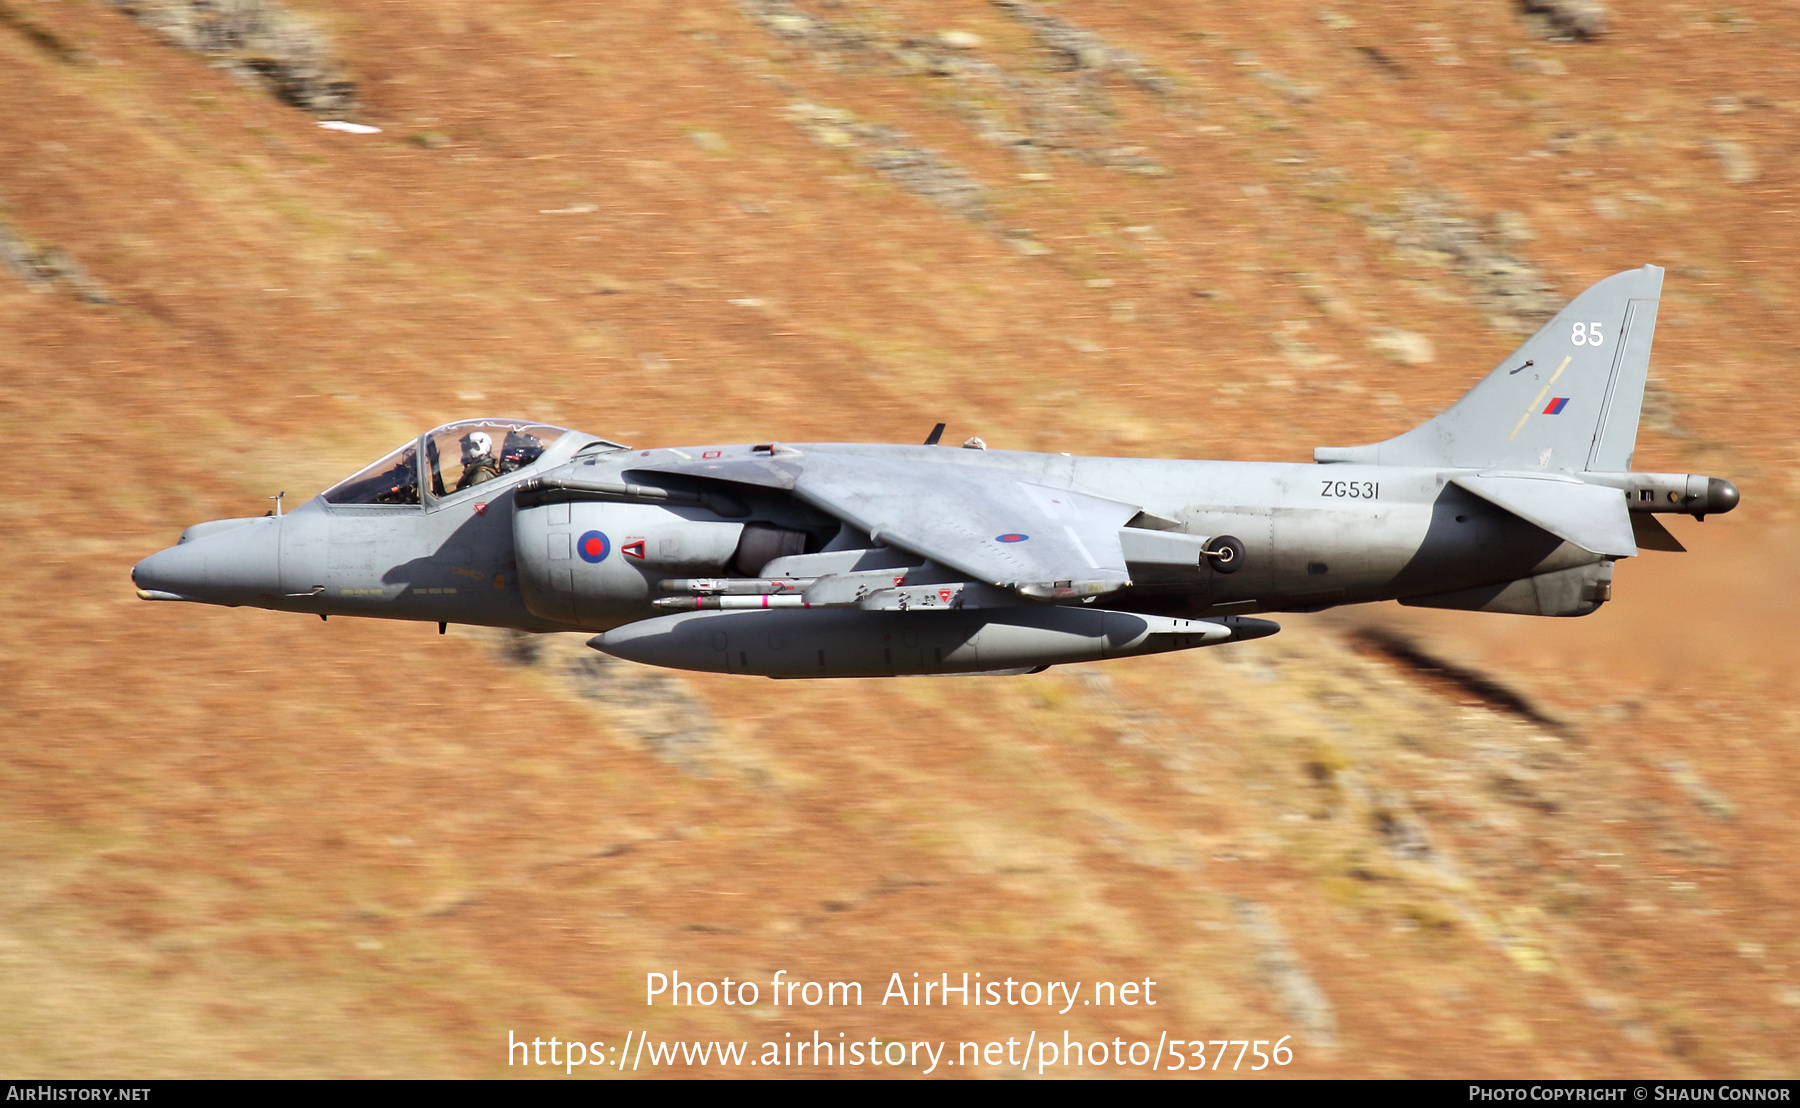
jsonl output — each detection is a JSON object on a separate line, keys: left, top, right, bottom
{"left": 2, "top": 0, "right": 1797, "bottom": 1078}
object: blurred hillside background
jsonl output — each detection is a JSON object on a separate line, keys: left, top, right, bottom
{"left": 2, "top": 0, "right": 1798, "bottom": 1077}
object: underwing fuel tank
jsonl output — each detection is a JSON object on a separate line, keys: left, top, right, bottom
{"left": 591, "top": 607, "right": 1279, "bottom": 678}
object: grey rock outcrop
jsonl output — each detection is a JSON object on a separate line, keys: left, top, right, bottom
{"left": 0, "top": 221, "right": 110, "bottom": 304}
{"left": 741, "top": 0, "right": 1166, "bottom": 176}
{"left": 106, "top": 0, "right": 356, "bottom": 115}
{"left": 1521, "top": 0, "right": 1608, "bottom": 41}
{"left": 495, "top": 631, "right": 717, "bottom": 777}
{"left": 990, "top": 0, "right": 1172, "bottom": 95}
{"left": 785, "top": 103, "right": 993, "bottom": 224}
{"left": 1365, "top": 193, "right": 1560, "bottom": 334}
{"left": 1235, "top": 899, "right": 1338, "bottom": 1047}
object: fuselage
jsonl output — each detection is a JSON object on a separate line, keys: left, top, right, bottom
{"left": 132, "top": 429, "right": 1604, "bottom": 633}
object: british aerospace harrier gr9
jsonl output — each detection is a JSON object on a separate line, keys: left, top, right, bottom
{"left": 134, "top": 266, "right": 1737, "bottom": 678}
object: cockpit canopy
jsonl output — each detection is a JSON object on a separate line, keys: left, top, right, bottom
{"left": 321, "top": 420, "right": 621, "bottom": 506}
{"left": 422, "top": 419, "right": 568, "bottom": 498}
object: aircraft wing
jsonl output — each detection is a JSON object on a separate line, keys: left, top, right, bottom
{"left": 790, "top": 454, "right": 1140, "bottom": 596}
{"left": 627, "top": 450, "right": 1144, "bottom": 595}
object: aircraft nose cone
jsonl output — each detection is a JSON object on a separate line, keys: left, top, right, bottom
{"left": 1706, "top": 478, "right": 1740, "bottom": 515}
{"left": 132, "top": 517, "right": 281, "bottom": 604}
{"left": 132, "top": 542, "right": 209, "bottom": 599}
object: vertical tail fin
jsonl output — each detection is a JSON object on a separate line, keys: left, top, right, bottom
{"left": 1316, "top": 265, "right": 1663, "bottom": 472}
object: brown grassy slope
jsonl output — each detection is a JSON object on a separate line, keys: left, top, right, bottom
{"left": 1, "top": 0, "right": 1797, "bottom": 1077}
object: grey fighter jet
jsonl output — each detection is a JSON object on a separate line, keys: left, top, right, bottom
{"left": 134, "top": 265, "right": 1737, "bottom": 678}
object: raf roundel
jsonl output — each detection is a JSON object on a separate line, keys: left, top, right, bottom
{"left": 996, "top": 533, "right": 1029, "bottom": 543}
{"left": 577, "top": 530, "right": 611, "bottom": 564}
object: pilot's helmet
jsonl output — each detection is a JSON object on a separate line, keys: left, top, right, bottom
{"left": 460, "top": 430, "right": 494, "bottom": 464}
{"left": 501, "top": 430, "right": 546, "bottom": 471}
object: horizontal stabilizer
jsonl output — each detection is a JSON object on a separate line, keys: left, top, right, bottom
{"left": 1452, "top": 475, "right": 1636, "bottom": 557}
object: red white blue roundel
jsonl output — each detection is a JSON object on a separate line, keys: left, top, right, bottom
{"left": 577, "top": 530, "right": 611, "bottom": 563}
{"left": 996, "top": 533, "right": 1029, "bottom": 543}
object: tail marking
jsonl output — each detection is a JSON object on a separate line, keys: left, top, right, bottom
{"left": 1509, "top": 356, "right": 1572, "bottom": 441}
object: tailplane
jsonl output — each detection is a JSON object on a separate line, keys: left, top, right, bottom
{"left": 1316, "top": 265, "right": 1663, "bottom": 472}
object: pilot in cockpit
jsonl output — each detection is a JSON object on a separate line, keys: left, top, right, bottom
{"left": 455, "top": 431, "right": 503, "bottom": 491}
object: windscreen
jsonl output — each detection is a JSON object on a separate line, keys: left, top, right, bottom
{"left": 320, "top": 441, "right": 421, "bottom": 505}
